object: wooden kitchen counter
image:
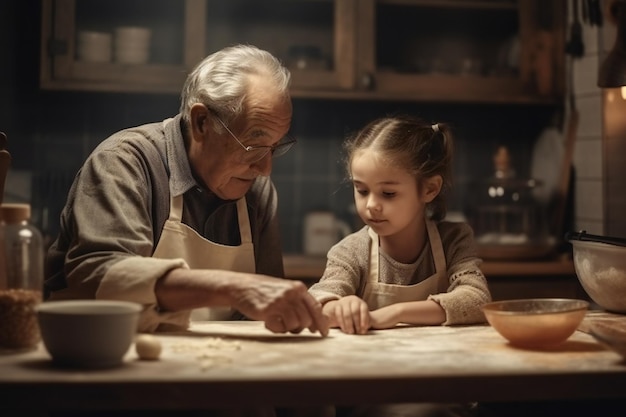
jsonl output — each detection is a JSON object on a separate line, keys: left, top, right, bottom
{"left": 1, "top": 316, "right": 626, "bottom": 412}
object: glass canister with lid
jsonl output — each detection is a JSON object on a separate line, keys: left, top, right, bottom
{"left": 465, "top": 146, "right": 556, "bottom": 260}
{"left": 0, "top": 203, "right": 45, "bottom": 350}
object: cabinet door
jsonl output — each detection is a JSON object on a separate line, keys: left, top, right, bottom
{"left": 356, "top": 0, "right": 565, "bottom": 104}
{"left": 203, "top": 0, "right": 358, "bottom": 96}
{"left": 40, "top": 0, "right": 199, "bottom": 93}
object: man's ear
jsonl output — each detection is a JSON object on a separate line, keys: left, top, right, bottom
{"left": 189, "top": 104, "right": 210, "bottom": 141}
{"left": 422, "top": 175, "right": 443, "bottom": 203}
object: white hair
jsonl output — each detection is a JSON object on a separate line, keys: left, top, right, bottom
{"left": 180, "top": 44, "right": 291, "bottom": 125}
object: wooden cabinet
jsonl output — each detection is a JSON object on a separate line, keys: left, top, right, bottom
{"left": 355, "top": 0, "right": 566, "bottom": 103}
{"left": 40, "top": 0, "right": 565, "bottom": 103}
{"left": 200, "top": 0, "right": 358, "bottom": 93}
{"left": 40, "top": 0, "right": 357, "bottom": 94}
{"left": 41, "top": 0, "right": 195, "bottom": 93}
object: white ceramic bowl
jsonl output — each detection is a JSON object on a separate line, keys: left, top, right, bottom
{"left": 36, "top": 300, "right": 141, "bottom": 368}
{"left": 570, "top": 239, "right": 626, "bottom": 313}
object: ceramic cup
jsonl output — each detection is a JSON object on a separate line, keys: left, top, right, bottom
{"left": 114, "top": 26, "right": 151, "bottom": 64}
{"left": 77, "top": 31, "right": 112, "bottom": 63}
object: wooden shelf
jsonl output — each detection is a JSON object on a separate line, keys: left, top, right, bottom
{"left": 283, "top": 254, "right": 328, "bottom": 279}
{"left": 481, "top": 258, "right": 575, "bottom": 276}
{"left": 40, "top": 0, "right": 565, "bottom": 102}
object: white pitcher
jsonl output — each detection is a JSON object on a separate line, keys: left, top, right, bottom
{"left": 303, "top": 211, "right": 351, "bottom": 256}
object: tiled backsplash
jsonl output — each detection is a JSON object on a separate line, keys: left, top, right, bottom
{"left": 3, "top": 93, "right": 559, "bottom": 253}
{"left": 569, "top": 0, "right": 607, "bottom": 236}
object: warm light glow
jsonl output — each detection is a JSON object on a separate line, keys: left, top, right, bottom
{"left": 608, "top": 91, "right": 616, "bottom": 102}
{"left": 622, "top": 86, "right": 626, "bottom": 100}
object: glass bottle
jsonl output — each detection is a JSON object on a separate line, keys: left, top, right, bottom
{"left": 0, "top": 203, "right": 44, "bottom": 350}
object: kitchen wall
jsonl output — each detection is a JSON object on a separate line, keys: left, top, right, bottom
{"left": 572, "top": 0, "right": 626, "bottom": 237}
{"left": 571, "top": 0, "right": 605, "bottom": 235}
{"left": 599, "top": 1, "right": 626, "bottom": 237}
{"left": 0, "top": 0, "right": 584, "bottom": 255}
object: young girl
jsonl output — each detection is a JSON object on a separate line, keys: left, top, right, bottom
{"left": 309, "top": 114, "right": 491, "bottom": 335}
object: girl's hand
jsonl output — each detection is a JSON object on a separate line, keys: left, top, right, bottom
{"left": 369, "top": 304, "right": 402, "bottom": 329}
{"left": 323, "top": 296, "right": 370, "bottom": 335}
{"left": 370, "top": 300, "right": 446, "bottom": 328}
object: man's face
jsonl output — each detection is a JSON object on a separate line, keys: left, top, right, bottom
{"left": 188, "top": 77, "right": 292, "bottom": 200}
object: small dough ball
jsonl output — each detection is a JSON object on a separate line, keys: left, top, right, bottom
{"left": 135, "top": 334, "right": 162, "bottom": 360}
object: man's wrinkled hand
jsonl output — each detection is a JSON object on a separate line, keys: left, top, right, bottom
{"left": 232, "top": 274, "right": 329, "bottom": 337}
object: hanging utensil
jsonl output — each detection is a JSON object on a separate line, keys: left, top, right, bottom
{"left": 566, "top": 0, "right": 585, "bottom": 57}
{"left": 589, "top": 0, "right": 604, "bottom": 26}
{"left": 550, "top": 29, "right": 580, "bottom": 239}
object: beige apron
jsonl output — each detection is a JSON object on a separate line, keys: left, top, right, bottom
{"left": 362, "top": 220, "right": 448, "bottom": 310}
{"left": 152, "top": 194, "right": 255, "bottom": 321}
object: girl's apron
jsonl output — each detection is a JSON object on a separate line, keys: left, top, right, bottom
{"left": 152, "top": 194, "right": 255, "bottom": 320}
{"left": 362, "top": 220, "right": 448, "bottom": 310}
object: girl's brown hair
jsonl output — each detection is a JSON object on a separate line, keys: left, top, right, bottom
{"left": 344, "top": 114, "right": 454, "bottom": 221}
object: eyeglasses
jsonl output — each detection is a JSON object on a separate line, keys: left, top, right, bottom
{"left": 214, "top": 115, "right": 297, "bottom": 164}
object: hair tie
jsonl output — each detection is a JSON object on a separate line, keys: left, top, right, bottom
{"left": 431, "top": 123, "right": 439, "bottom": 132}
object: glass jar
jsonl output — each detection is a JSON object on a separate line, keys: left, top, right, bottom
{"left": 0, "top": 203, "right": 44, "bottom": 350}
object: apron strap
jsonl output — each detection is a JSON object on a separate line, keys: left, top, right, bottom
{"left": 170, "top": 194, "right": 184, "bottom": 222}
{"left": 425, "top": 220, "right": 449, "bottom": 293}
{"left": 236, "top": 197, "right": 252, "bottom": 244}
{"left": 170, "top": 195, "right": 251, "bottom": 245}
{"left": 367, "top": 227, "right": 379, "bottom": 284}
{"left": 367, "top": 221, "right": 448, "bottom": 291}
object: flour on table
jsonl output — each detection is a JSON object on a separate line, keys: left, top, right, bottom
{"left": 169, "top": 337, "right": 242, "bottom": 371}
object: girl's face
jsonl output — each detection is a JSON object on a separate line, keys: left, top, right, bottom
{"left": 350, "top": 150, "right": 434, "bottom": 238}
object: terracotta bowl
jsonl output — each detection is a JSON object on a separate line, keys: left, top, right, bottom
{"left": 482, "top": 298, "right": 589, "bottom": 348}
{"left": 36, "top": 300, "right": 141, "bottom": 368}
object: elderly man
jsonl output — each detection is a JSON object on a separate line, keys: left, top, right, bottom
{"left": 44, "top": 44, "right": 328, "bottom": 337}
